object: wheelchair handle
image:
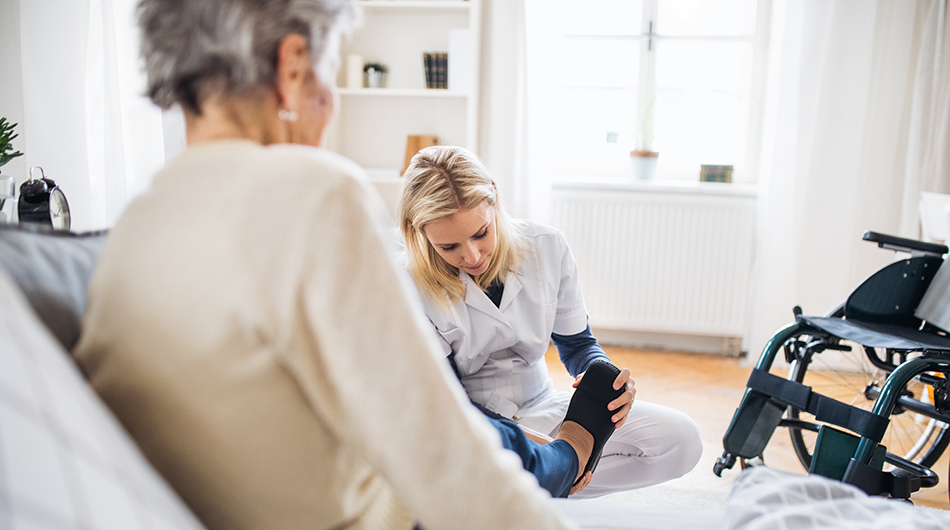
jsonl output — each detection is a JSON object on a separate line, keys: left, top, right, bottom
{"left": 862, "top": 230, "right": 947, "bottom": 257}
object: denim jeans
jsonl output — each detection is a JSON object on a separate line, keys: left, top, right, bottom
{"left": 488, "top": 415, "right": 578, "bottom": 498}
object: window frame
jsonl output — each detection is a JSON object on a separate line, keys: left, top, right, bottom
{"left": 555, "top": 0, "right": 771, "bottom": 184}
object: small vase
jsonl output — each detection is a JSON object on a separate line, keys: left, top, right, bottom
{"left": 630, "top": 150, "right": 659, "bottom": 180}
{"left": 364, "top": 68, "right": 387, "bottom": 89}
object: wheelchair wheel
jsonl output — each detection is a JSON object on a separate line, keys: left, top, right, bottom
{"left": 785, "top": 343, "right": 950, "bottom": 471}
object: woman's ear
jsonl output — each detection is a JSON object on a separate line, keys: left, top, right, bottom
{"left": 275, "top": 33, "right": 311, "bottom": 113}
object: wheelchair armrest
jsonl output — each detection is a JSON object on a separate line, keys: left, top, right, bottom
{"left": 862, "top": 230, "right": 947, "bottom": 257}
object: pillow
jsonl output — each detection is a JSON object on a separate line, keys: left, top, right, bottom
{"left": 0, "top": 266, "right": 207, "bottom": 530}
{"left": 0, "top": 225, "right": 107, "bottom": 351}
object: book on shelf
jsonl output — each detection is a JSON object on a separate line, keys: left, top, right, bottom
{"left": 423, "top": 52, "right": 448, "bottom": 89}
{"left": 424, "top": 52, "right": 435, "bottom": 89}
{"left": 436, "top": 52, "right": 447, "bottom": 89}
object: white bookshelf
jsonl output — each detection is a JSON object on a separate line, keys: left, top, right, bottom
{"left": 355, "top": 1, "right": 472, "bottom": 11}
{"left": 328, "top": 0, "right": 481, "bottom": 178}
{"left": 337, "top": 88, "right": 469, "bottom": 98}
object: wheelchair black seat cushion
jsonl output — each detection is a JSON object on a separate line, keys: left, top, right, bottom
{"left": 800, "top": 315, "right": 950, "bottom": 351}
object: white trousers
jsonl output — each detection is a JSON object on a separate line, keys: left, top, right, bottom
{"left": 543, "top": 400, "right": 703, "bottom": 499}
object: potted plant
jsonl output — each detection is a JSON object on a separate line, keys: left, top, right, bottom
{"left": 630, "top": 98, "right": 658, "bottom": 180}
{"left": 0, "top": 117, "right": 24, "bottom": 219}
{"left": 363, "top": 62, "right": 388, "bottom": 89}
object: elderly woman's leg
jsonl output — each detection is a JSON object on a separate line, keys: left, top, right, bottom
{"left": 485, "top": 415, "right": 577, "bottom": 498}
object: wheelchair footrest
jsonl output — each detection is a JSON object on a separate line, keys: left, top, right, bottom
{"left": 842, "top": 459, "right": 921, "bottom": 499}
{"left": 811, "top": 425, "right": 938, "bottom": 499}
{"left": 721, "top": 389, "right": 784, "bottom": 459}
{"left": 810, "top": 425, "right": 885, "bottom": 481}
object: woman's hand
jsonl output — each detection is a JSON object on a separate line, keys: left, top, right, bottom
{"left": 569, "top": 471, "right": 593, "bottom": 495}
{"left": 573, "top": 366, "right": 636, "bottom": 429}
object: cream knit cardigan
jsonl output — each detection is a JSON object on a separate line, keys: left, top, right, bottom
{"left": 75, "top": 141, "right": 575, "bottom": 530}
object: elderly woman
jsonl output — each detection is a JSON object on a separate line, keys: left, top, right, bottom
{"left": 397, "top": 145, "right": 704, "bottom": 498}
{"left": 74, "top": 1, "right": 585, "bottom": 529}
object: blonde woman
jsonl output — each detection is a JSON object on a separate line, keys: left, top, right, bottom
{"left": 398, "top": 145, "right": 704, "bottom": 498}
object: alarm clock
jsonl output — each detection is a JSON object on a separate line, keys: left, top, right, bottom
{"left": 18, "top": 166, "right": 70, "bottom": 230}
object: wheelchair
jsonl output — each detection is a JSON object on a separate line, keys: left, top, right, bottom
{"left": 714, "top": 231, "right": 950, "bottom": 502}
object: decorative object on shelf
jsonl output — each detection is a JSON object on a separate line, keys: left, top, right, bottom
{"left": 403, "top": 135, "right": 440, "bottom": 174}
{"left": 346, "top": 54, "right": 363, "bottom": 89}
{"left": 630, "top": 150, "right": 659, "bottom": 180}
{"left": 0, "top": 117, "right": 24, "bottom": 223}
{"left": 700, "top": 164, "right": 733, "bottom": 183}
{"left": 363, "top": 62, "right": 388, "bottom": 88}
{"left": 18, "top": 166, "right": 70, "bottom": 231}
{"left": 630, "top": 94, "right": 658, "bottom": 180}
{"left": 423, "top": 52, "right": 448, "bottom": 89}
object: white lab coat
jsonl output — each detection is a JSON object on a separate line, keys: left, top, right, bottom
{"left": 416, "top": 219, "right": 704, "bottom": 497}
{"left": 420, "top": 220, "right": 587, "bottom": 435}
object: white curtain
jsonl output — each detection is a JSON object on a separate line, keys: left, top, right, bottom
{"left": 744, "top": 0, "right": 950, "bottom": 360}
{"left": 477, "top": 0, "right": 559, "bottom": 223}
{"left": 16, "top": 0, "right": 165, "bottom": 232}
{"left": 901, "top": 0, "right": 950, "bottom": 233}
{"left": 477, "top": 0, "right": 527, "bottom": 217}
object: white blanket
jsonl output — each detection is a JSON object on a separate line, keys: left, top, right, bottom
{"left": 553, "top": 466, "right": 950, "bottom": 530}
{"left": 725, "top": 467, "right": 950, "bottom": 530}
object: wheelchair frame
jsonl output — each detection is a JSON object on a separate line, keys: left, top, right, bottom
{"left": 715, "top": 231, "right": 950, "bottom": 502}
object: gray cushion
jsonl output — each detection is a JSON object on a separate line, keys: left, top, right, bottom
{"left": 0, "top": 266, "right": 207, "bottom": 529}
{"left": 0, "top": 225, "right": 107, "bottom": 351}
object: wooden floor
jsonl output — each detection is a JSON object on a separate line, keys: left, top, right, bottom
{"left": 544, "top": 345, "right": 950, "bottom": 510}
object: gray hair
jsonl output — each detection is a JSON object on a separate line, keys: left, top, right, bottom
{"left": 138, "top": 0, "right": 356, "bottom": 114}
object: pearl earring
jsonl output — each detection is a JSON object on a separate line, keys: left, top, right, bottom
{"left": 278, "top": 109, "right": 299, "bottom": 122}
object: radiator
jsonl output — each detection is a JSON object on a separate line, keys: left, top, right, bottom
{"left": 551, "top": 185, "right": 756, "bottom": 337}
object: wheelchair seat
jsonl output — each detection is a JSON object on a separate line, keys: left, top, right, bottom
{"left": 799, "top": 250, "right": 950, "bottom": 351}
{"left": 798, "top": 317, "right": 950, "bottom": 351}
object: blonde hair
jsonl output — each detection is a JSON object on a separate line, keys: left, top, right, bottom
{"left": 397, "top": 146, "right": 526, "bottom": 305}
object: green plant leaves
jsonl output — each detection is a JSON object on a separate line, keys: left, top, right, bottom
{"left": 0, "top": 117, "right": 24, "bottom": 169}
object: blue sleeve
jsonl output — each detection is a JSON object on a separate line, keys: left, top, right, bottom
{"left": 551, "top": 323, "right": 610, "bottom": 377}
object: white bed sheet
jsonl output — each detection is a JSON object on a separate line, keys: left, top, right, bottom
{"left": 553, "top": 466, "right": 950, "bottom": 530}
{"left": 552, "top": 498, "right": 724, "bottom": 530}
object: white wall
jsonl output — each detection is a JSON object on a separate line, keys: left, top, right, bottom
{"left": 1, "top": 0, "right": 165, "bottom": 233}
{"left": 0, "top": 0, "right": 26, "bottom": 190}
{"left": 1, "top": 1, "right": 98, "bottom": 230}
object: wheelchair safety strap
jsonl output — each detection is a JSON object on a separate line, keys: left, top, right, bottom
{"left": 746, "top": 369, "right": 890, "bottom": 443}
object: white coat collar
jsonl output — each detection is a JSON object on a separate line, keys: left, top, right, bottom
{"left": 498, "top": 271, "right": 522, "bottom": 311}
{"left": 460, "top": 271, "right": 522, "bottom": 321}
{"left": 461, "top": 273, "right": 503, "bottom": 322}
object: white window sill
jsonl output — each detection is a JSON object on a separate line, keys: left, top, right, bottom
{"left": 551, "top": 176, "right": 758, "bottom": 198}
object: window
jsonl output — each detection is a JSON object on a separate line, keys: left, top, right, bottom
{"left": 554, "top": 0, "right": 768, "bottom": 182}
